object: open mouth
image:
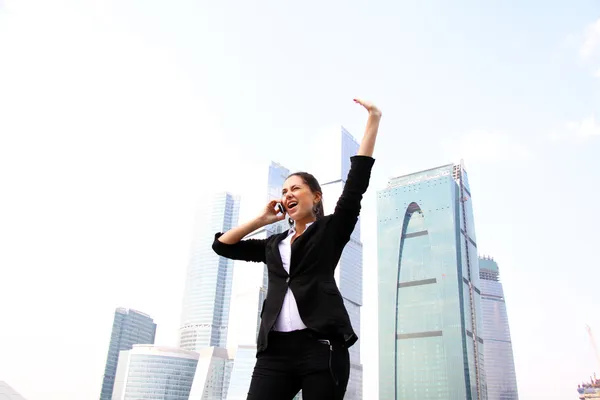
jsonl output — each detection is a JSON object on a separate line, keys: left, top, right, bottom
{"left": 287, "top": 201, "right": 298, "bottom": 211}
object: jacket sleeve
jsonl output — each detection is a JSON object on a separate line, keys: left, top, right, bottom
{"left": 212, "top": 233, "right": 267, "bottom": 263}
{"left": 331, "top": 155, "right": 375, "bottom": 241}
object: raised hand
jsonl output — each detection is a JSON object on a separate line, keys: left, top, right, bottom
{"left": 259, "top": 199, "right": 286, "bottom": 225}
{"left": 353, "top": 98, "right": 382, "bottom": 117}
{"left": 355, "top": 98, "right": 382, "bottom": 157}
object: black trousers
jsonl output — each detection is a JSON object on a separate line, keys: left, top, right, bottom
{"left": 247, "top": 329, "right": 350, "bottom": 400}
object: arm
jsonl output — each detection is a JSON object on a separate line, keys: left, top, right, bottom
{"left": 212, "top": 200, "right": 284, "bottom": 263}
{"left": 332, "top": 99, "right": 381, "bottom": 238}
{"left": 355, "top": 98, "right": 382, "bottom": 157}
{"left": 217, "top": 216, "right": 269, "bottom": 245}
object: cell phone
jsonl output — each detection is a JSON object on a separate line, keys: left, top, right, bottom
{"left": 277, "top": 203, "right": 285, "bottom": 214}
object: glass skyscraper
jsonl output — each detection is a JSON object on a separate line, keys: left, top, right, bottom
{"left": 189, "top": 347, "right": 235, "bottom": 400}
{"left": 377, "top": 162, "right": 487, "bottom": 400}
{"left": 112, "top": 345, "right": 198, "bottom": 400}
{"left": 99, "top": 308, "right": 157, "bottom": 400}
{"left": 319, "top": 127, "right": 364, "bottom": 400}
{"left": 226, "top": 161, "right": 290, "bottom": 400}
{"left": 479, "top": 256, "right": 519, "bottom": 400}
{"left": 179, "top": 192, "right": 241, "bottom": 351}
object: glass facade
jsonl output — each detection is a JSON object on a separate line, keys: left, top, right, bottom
{"left": 319, "top": 127, "right": 363, "bottom": 400}
{"left": 99, "top": 308, "right": 156, "bottom": 400}
{"left": 179, "top": 192, "right": 241, "bottom": 351}
{"left": 479, "top": 257, "right": 519, "bottom": 400}
{"left": 112, "top": 346, "right": 198, "bottom": 400}
{"left": 225, "top": 346, "right": 258, "bottom": 400}
{"left": 377, "top": 162, "right": 487, "bottom": 400}
{"left": 189, "top": 347, "right": 234, "bottom": 400}
{"left": 293, "top": 128, "right": 363, "bottom": 400}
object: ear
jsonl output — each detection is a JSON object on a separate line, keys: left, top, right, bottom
{"left": 313, "top": 192, "right": 322, "bottom": 204}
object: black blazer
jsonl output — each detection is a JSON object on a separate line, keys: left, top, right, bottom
{"left": 212, "top": 155, "right": 375, "bottom": 353}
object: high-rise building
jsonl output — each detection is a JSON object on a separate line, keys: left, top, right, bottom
{"left": 377, "top": 162, "right": 487, "bottom": 400}
{"left": 99, "top": 308, "right": 157, "bottom": 400}
{"left": 179, "top": 192, "right": 241, "bottom": 351}
{"left": 224, "top": 345, "right": 259, "bottom": 400}
{"left": 226, "top": 161, "right": 290, "bottom": 400}
{"left": 479, "top": 256, "right": 519, "bottom": 400}
{"left": 0, "top": 381, "right": 27, "bottom": 400}
{"left": 189, "top": 347, "right": 235, "bottom": 400}
{"left": 318, "top": 127, "right": 364, "bottom": 400}
{"left": 227, "top": 229, "right": 269, "bottom": 350}
{"left": 112, "top": 345, "right": 198, "bottom": 400}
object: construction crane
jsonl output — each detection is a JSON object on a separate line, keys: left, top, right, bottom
{"left": 586, "top": 325, "right": 600, "bottom": 373}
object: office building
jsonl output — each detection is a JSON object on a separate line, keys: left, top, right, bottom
{"left": 377, "top": 162, "right": 487, "bottom": 399}
{"left": 479, "top": 256, "right": 519, "bottom": 400}
{"left": 112, "top": 345, "right": 198, "bottom": 400}
{"left": 226, "top": 161, "right": 289, "bottom": 400}
{"left": 189, "top": 347, "right": 235, "bottom": 399}
{"left": 99, "top": 308, "right": 157, "bottom": 400}
{"left": 179, "top": 192, "right": 241, "bottom": 351}
{"left": 318, "top": 127, "right": 364, "bottom": 400}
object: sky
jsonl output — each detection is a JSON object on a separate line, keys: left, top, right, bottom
{"left": 0, "top": 0, "right": 599, "bottom": 399}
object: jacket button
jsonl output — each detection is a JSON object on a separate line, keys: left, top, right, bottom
{"left": 286, "top": 277, "right": 290, "bottom": 283}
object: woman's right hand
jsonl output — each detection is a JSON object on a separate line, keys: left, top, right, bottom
{"left": 258, "top": 200, "right": 286, "bottom": 225}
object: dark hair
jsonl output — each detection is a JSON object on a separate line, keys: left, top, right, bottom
{"left": 286, "top": 172, "right": 325, "bottom": 223}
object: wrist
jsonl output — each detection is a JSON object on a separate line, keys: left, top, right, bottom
{"left": 369, "top": 109, "right": 382, "bottom": 118}
{"left": 254, "top": 216, "right": 269, "bottom": 228}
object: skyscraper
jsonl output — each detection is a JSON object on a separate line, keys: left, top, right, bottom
{"left": 179, "top": 192, "right": 241, "bottom": 351}
{"left": 189, "top": 347, "right": 235, "bottom": 399}
{"left": 319, "top": 127, "right": 364, "bottom": 400}
{"left": 99, "top": 308, "right": 157, "bottom": 400}
{"left": 479, "top": 256, "right": 519, "bottom": 400}
{"left": 377, "top": 162, "right": 487, "bottom": 400}
{"left": 112, "top": 345, "right": 199, "bottom": 400}
{"left": 226, "top": 161, "right": 290, "bottom": 400}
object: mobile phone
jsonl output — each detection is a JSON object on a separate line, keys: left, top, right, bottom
{"left": 277, "top": 203, "right": 285, "bottom": 214}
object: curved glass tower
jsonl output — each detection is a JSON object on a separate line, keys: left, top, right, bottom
{"left": 377, "top": 162, "right": 487, "bottom": 400}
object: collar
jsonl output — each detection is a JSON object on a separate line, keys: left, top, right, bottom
{"left": 288, "top": 221, "right": 314, "bottom": 236}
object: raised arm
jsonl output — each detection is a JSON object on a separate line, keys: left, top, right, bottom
{"left": 354, "top": 98, "right": 382, "bottom": 157}
{"left": 331, "top": 100, "right": 381, "bottom": 241}
{"left": 212, "top": 200, "right": 284, "bottom": 263}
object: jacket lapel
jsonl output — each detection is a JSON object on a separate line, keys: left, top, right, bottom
{"left": 289, "top": 221, "right": 318, "bottom": 276}
{"left": 270, "top": 232, "right": 289, "bottom": 276}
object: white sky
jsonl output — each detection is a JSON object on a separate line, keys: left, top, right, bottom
{"left": 1, "top": 1, "right": 599, "bottom": 399}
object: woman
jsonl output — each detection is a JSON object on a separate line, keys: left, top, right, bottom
{"left": 212, "top": 98, "right": 381, "bottom": 400}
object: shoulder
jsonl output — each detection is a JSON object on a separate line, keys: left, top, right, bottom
{"left": 310, "top": 215, "right": 334, "bottom": 231}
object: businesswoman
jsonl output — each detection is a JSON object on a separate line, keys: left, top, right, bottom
{"left": 212, "top": 98, "right": 381, "bottom": 400}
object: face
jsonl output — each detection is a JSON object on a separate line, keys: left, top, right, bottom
{"left": 281, "top": 175, "right": 320, "bottom": 223}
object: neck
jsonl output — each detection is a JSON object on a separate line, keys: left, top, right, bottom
{"left": 294, "top": 216, "right": 316, "bottom": 234}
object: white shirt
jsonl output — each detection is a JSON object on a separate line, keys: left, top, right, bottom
{"left": 272, "top": 222, "right": 313, "bottom": 332}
